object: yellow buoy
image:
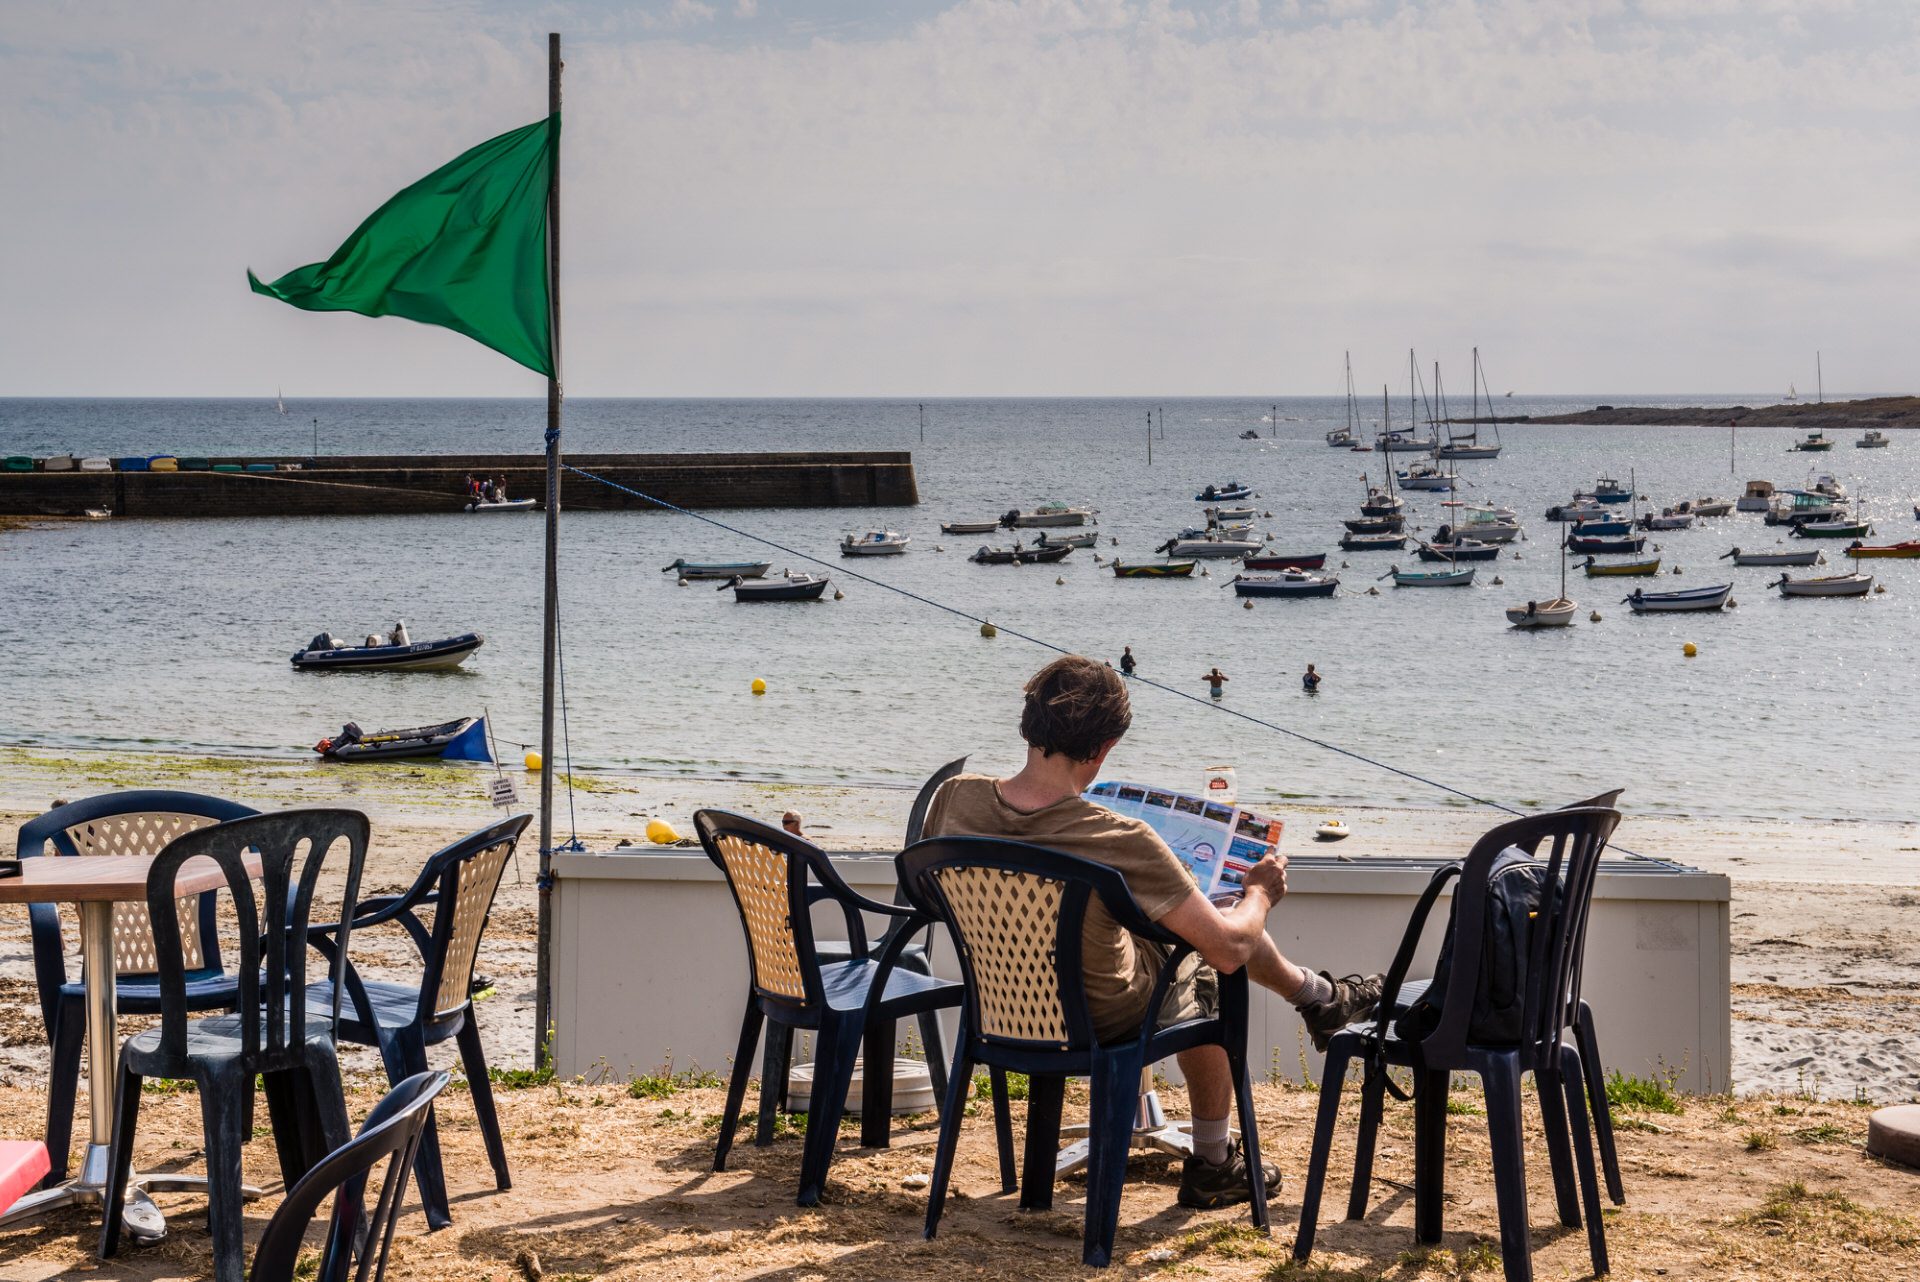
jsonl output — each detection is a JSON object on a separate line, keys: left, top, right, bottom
{"left": 524, "top": 751, "right": 543, "bottom": 771}
{"left": 751, "top": 677, "right": 767, "bottom": 695}
{"left": 980, "top": 621, "right": 997, "bottom": 638}
{"left": 1683, "top": 642, "right": 1698, "bottom": 658}
{"left": 646, "top": 818, "right": 682, "bottom": 845}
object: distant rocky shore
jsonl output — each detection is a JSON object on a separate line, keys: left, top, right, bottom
{"left": 1448, "top": 394, "right": 1920, "bottom": 428}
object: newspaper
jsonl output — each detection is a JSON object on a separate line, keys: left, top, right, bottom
{"left": 1083, "top": 780, "right": 1285, "bottom": 904}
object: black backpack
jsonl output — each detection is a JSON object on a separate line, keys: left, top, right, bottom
{"left": 1395, "top": 845, "right": 1559, "bottom": 1046}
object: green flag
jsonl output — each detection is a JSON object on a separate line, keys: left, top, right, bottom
{"left": 249, "top": 115, "right": 557, "bottom": 377}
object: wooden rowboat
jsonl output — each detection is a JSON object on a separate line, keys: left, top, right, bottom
{"left": 1844, "top": 541, "right": 1920, "bottom": 559}
{"left": 1582, "top": 557, "right": 1660, "bottom": 577}
{"left": 1111, "top": 561, "right": 1195, "bottom": 578}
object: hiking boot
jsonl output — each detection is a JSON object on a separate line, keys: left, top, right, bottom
{"left": 1178, "top": 1138, "right": 1280, "bottom": 1210}
{"left": 1296, "top": 971, "right": 1384, "bottom": 1051}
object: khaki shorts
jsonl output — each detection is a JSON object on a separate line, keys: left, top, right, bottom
{"left": 1091, "top": 940, "right": 1219, "bottom": 1043}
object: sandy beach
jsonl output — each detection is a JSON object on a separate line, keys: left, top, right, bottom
{"left": 0, "top": 746, "right": 1914, "bottom": 1105}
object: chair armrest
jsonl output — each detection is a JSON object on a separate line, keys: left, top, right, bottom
{"left": 803, "top": 856, "right": 920, "bottom": 958}
{"left": 306, "top": 893, "right": 435, "bottom": 962}
{"left": 866, "top": 908, "right": 941, "bottom": 998}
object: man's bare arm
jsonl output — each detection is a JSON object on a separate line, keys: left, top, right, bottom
{"left": 1155, "top": 854, "right": 1287, "bottom": 973}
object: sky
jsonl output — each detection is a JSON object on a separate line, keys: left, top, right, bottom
{"left": 1, "top": 0, "right": 1916, "bottom": 397}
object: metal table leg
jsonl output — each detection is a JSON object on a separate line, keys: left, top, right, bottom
{"left": 1055, "top": 1084, "right": 1209, "bottom": 1178}
{"left": 0, "top": 901, "right": 256, "bottom": 1241}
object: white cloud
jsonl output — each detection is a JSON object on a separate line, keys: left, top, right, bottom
{"left": 1, "top": 0, "right": 1917, "bottom": 395}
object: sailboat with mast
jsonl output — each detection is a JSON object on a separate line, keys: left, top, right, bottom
{"left": 1440, "top": 347, "right": 1503, "bottom": 459}
{"left": 1376, "top": 349, "right": 1437, "bottom": 452}
{"left": 1326, "top": 352, "right": 1360, "bottom": 447}
{"left": 1397, "top": 356, "right": 1455, "bottom": 490}
{"left": 1508, "top": 523, "right": 1577, "bottom": 627}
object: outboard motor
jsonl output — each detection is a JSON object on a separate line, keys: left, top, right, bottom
{"left": 1001, "top": 509, "right": 1020, "bottom": 528}
{"left": 1436, "top": 523, "right": 1453, "bottom": 544}
{"left": 309, "top": 632, "right": 332, "bottom": 652}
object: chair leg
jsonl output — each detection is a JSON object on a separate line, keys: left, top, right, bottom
{"left": 923, "top": 1045, "right": 974, "bottom": 1240}
{"left": 860, "top": 1016, "right": 897, "bottom": 1150}
{"left": 1226, "top": 1040, "right": 1270, "bottom": 1232}
{"left": 393, "top": 1029, "right": 451, "bottom": 1231}
{"left": 1535, "top": 1059, "right": 1582, "bottom": 1228}
{"left": 1294, "top": 1039, "right": 1354, "bottom": 1261}
{"left": 989, "top": 1067, "right": 1016, "bottom": 1193}
{"left": 1083, "top": 1050, "right": 1142, "bottom": 1268}
{"left": 916, "top": 1008, "right": 950, "bottom": 1102}
{"left": 1412, "top": 1069, "right": 1450, "bottom": 1247}
{"left": 197, "top": 1067, "right": 252, "bottom": 1282}
{"left": 1559, "top": 1045, "right": 1610, "bottom": 1278}
{"left": 1346, "top": 1052, "right": 1386, "bottom": 1222}
{"left": 714, "top": 1002, "right": 764, "bottom": 1172}
{"left": 1576, "top": 1003, "right": 1625, "bottom": 1204}
{"left": 757, "top": 1020, "right": 793, "bottom": 1148}
{"left": 455, "top": 1018, "right": 512, "bottom": 1191}
{"left": 1019, "top": 1073, "right": 1067, "bottom": 1212}
{"left": 796, "top": 1014, "right": 862, "bottom": 1207}
{"left": 1481, "top": 1057, "right": 1534, "bottom": 1282}
{"left": 43, "top": 999, "right": 85, "bottom": 1186}
{"left": 259, "top": 1067, "right": 311, "bottom": 1189}
{"left": 96, "top": 1062, "right": 142, "bottom": 1261}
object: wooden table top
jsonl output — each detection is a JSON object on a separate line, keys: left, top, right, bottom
{"left": 0, "top": 853, "right": 262, "bottom": 904}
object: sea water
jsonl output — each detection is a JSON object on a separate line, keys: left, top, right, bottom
{"left": 0, "top": 395, "right": 1912, "bottom": 825}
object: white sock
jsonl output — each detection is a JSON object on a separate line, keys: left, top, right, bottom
{"left": 1289, "top": 969, "right": 1333, "bottom": 1008}
{"left": 1192, "top": 1115, "right": 1232, "bottom": 1165}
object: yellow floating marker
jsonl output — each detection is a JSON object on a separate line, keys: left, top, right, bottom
{"left": 1683, "top": 641, "right": 1698, "bottom": 658}
{"left": 980, "top": 621, "right": 997, "bottom": 638}
{"left": 646, "top": 818, "right": 682, "bottom": 844}
{"left": 524, "top": 751, "right": 543, "bottom": 771}
{"left": 751, "top": 677, "right": 767, "bottom": 695}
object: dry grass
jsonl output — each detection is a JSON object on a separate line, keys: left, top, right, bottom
{"left": 2, "top": 1073, "right": 1916, "bottom": 1281}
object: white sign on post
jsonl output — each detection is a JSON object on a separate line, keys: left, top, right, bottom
{"left": 489, "top": 775, "right": 519, "bottom": 808}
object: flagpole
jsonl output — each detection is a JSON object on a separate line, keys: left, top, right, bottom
{"left": 535, "top": 30, "right": 563, "bottom": 1068}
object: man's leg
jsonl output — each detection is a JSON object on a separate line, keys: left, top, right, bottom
{"left": 1176, "top": 1046, "right": 1234, "bottom": 1164}
{"left": 1245, "top": 932, "right": 1382, "bottom": 1051}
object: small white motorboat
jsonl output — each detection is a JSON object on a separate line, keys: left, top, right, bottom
{"left": 1003, "top": 503, "right": 1095, "bottom": 528}
{"left": 465, "top": 497, "right": 536, "bottom": 513}
{"left": 1623, "top": 584, "right": 1732, "bottom": 612}
{"left": 1159, "top": 536, "right": 1263, "bottom": 559}
{"left": 1206, "top": 506, "right": 1258, "bottom": 523}
{"left": 1506, "top": 597, "right": 1577, "bottom": 628}
{"left": 1035, "top": 530, "right": 1098, "bottom": 550}
{"left": 1638, "top": 509, "right": 1695, "bottom": 531}
{"left": 1719, "top": 546, "right": 1821, "bottom": 567}
{"left": 1773, "top": 572, "right": 1873, "bottom": 597}
{"left": 1396, "top": 462, "right": 1456, "bottom": 491}
{"left": 1314, "top": 820, "right": 1351, "bottom": 841}
{"left": 1857, "top": 430, "right": 1890, "bottom": 449}
{"left": 1685, "top": 497, "right": 1735, "bottom": 517}
{"left": 841, "top": 529, "right": 910, "bottom": 556}
{"left": 1736, "top": 481, "right": 1775, "bottom": 512}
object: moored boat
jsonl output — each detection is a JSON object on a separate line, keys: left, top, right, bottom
{"left": 1232, "top": 571, "right": 1339, "bottom": 598}
{"left": 1157, "top": 536, "right": 1263, "bottom": 559}
{"left": 1857, "top": 430, "right": 1890, "bottom": 449}
{"left": 1736, "top": 480, "right": 1775, "bottom": 512}
{"left": 1242, "top": 551, "right": 1327, "bottom": 571}
{"left": 1568, "top": 516, "right": 1631, "bottom": 537}
{"left": 1194, "top": 482, "right": 1253, "bottom": 502}
{"left": 1342, "top": 514, "right": 1405, "bottom": 535}
{"left": 292, "top": 631, "right": 485, "bottom": 672}
{"left": 1359, "top": 487, "right": 1404, "bottom": 517}
{"left": 1338, "top": 531, "right": 1407, "bottom": 552}
{"left": 1565, "top": 532, "right": 1648, "bottom": 555}
{"left": 1638, "top": 509, "right": 1695, "bottom": 531}
{"left": 727, "top": 572, "right": 832, "bottom": 600}
{"left": 940, "top": 520, "right": 1000, "bottom": 535}
{"left": 1036, "top": 530, "right": 1098, "bottom": 550}
{"left": 1003, "top": 503, "right": 1095, "bottom": 528}
{"left": 1112, "top": 560, "right": 1196, "bottom": 578}
{"left": 841, "top": 529, "right": 910, "bottom": 556}
{"left": 1205, "top": 505, "right": 1257, "bottom": 523}
{"left": 1591, "top": 477, "right": 1632, "bottom": 504}
{"left": 1384, "top": 564, "right": 1475, "bottom": 587}
{"left": 1582, "top": 556, "right": 1660, "bottom": 577}
{"left": 1719, "top": 546, "right": 1822, "bottom": 567}
{"left": 465, "top": 497, "right": 537, "bottom": 513}
{"left": 1792, "top": 430, "right": 1835, "bottom": 452}
{"left": 1546, "top": 500, "right": 1610, "bottom": 523}
{"left": 1395, "top": 461, "right": 1455, "bottom": 491}
{"left": 1844, "top": 540, "right": 1920, "bottom": 559}
{"left": 1416, "top": 538, "right": 1500, "bottom": 562}
{"left": 1506, "top": 598, "right": 1577, "bottom": 628}
{"left": 1685, "top": 497, "right": 1735, "bottom": 517}
{"left": 971, "top": 543, "right": 1074, "bottom": 565}
{"left": 1792, "top": 518, "right": 1872, "bottom": 539}
{"left": 1773, "top": 572, "right": 1873, "bottom": 597}
{"left": 662, "top": 558, "right": 773, "bottom": 580}
{"left": 1623, "top": 584, "right": 1731, "bottom": 613}
{"left": 1376, "top": 429, "right": 1437, "bottom": 453}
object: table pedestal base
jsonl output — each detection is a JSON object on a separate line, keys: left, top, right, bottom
{"left": 0, "top": 1141, "right": 263, "bottom": 1242}
{"left": 1055, "top": 1089, "right": 1205, "bottom": 1177}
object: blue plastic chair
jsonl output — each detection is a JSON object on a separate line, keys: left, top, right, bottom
{"left": 16, "top": 790, "right": 258, "bottom": 1183}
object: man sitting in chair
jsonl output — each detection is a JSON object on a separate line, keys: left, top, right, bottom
{"left": 923, "top": 655, "right": 1381, "bottom": 1208}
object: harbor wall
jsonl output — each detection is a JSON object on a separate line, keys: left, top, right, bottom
{"left": 0, "top": 452, "right": 918, "bottom": 518}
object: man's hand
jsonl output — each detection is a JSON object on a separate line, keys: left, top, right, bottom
{"left": 1240, "top": 853, "right": 1288, "bottom": 903}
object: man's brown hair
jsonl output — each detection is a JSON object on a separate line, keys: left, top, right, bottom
{"left": 1020, "top": 655, "right": 1132, "bottom": 762}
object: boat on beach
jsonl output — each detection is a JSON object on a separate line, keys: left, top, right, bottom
{"left": 1623, "top": 584, "right": 1731, "bottom": 613}
{"left": 1720, "top": 546, "right": 1821, "bottom": 567}
{"left": 1773, "top": 572, "right": 1873, "bottom": 597}
{"left": 662, "top": 558, "right": 773, "bottom": 580}
{"left": 841, "top": 529, "right": 910, "bottom": 556}
{"left": 315, "top": 716, "right": 491, "bottom": 762}
{"left": 940, "top": 520, "right": 999, "bottom": 535}
{"left": 1844, "top": 541, "right": 1920, "bottom": 559}
{"left": 971, "top": 544, "right": 1074, "bottom": 565}
{"left": 292, "top": 630, "right": 485, "bottom": 672}
{"left": 1111, "top": 560, "right": 1196, "bottom": 578}
{"left": 1232, "top": 571, "right": 1339, "bottom": 598}
{"left": 726, "top": 572, "right": 832, "bottom": 600}
{"left": 1582, "top": 556, "right": 1660, "bottom": 577}
{"left": 1243, "top": 551, "right": 1327, "bottom": 571}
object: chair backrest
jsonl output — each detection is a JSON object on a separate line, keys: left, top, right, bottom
{"left": 248, "top": 1070, "right": 449, "bottom": 1282}
{"left": 147, "top": 809, "right": 369, "bottom": 1067}
{"left": 898, "top": 836, "right": 1165, "bottom": 1055}
{"left": 16, "top": 791, "right": 260, "bottom": 1021}
{"left": 416, "top": 814, "right": 532, "bottom": 1023}
{"left": 694, "top": 810, "right": 837, "bottom": 1013}
{"left": 1418, "top": 804, "right": 1621, "bottom": 1069}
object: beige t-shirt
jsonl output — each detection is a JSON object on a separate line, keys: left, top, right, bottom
{"left": 922, "top": 774, "right": 1198, "bottom": 1038}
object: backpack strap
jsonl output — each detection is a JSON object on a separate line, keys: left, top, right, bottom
{"left": 1359, "top": 861, "right": 1463, "bottom": 1102}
